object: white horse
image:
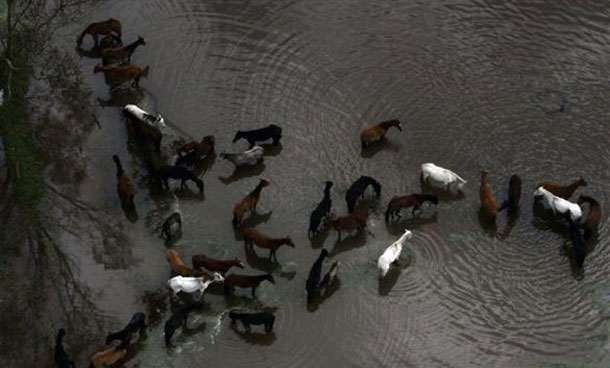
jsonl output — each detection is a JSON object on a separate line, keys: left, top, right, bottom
{"left": 124, "top": 104, "right": 166, "bottom": 128}
{"left": 167, "top": 272, "right": 224, "bottom": 297}
{"left": 421, "top": 163, "right": 467, "bottom": 195}
{"left": 533, "top": 186, "right": 582, "bottom": 221}
{"left": 220, "top": 145, "right": 264, "bottom": 166}
{"left": 378, "top": 229, "right": 412, "bottom": 278}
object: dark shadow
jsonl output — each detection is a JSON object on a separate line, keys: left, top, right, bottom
{"left": 233, "top": 211, "right": 273, "bottom": 240}
{"left": 477, "top": 210, "right": 498, "bottom": 238}
{"left": 308, "top": 227, "right": 331, "bottom": 249}
{"left": 245, "top": 247, "right": 280, "bottom": 273}
{"left": 378, "top": 256, "right": 411, "bottom": 296}
{"left": 171, "top": 187, "right": 205, "bottom": 201}
{"left": 498, "top": 209, "right": 519, "bottom": 240}
{"left": 219, "top": 162, "right": 266, "bottom": 185}
{"left": 190, "top": 152, "right": 217, "bottom": 177}
{"left": 360, "top": 140, "right": 400, "bottom": 159}
{"left": 229, "top": 324, "right": 277, "bottom": 345}
{"left": 385, "top": 212, "right": 438, "bottom": 235}
{"left": 307, "top": 279, "right": 341, "bottom": 312}
{"left": 75, "top": 45, "right": 103, "bottom": 59}
{"left": 260, "top": 143, "right": 283, "bottom": 157}
{"left": 330, "top": 231, "right": 367, "bottom": 256}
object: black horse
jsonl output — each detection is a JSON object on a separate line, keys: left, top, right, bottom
{"left": 157, "top": 165, "right": 204, "bottom": 192}
{"left": 233, "top": 124, "right": 282, "bottom": 148}
{"left": 346, "top": 176, "right": 381, "bottom": 213}
{"left": 55, "top": 329, "right": 75, "bottom": 368}
{"left": 306, "top": 249, "right": 329, "bottom": 303}
{"left": 106, "top": 312, "right": 147, "bottom": 345}
{"left": 229, "top": 310, "right": 275, "bottom": 333}
{"left": 164, "top": 302, "right": 203, "bottom": 347}
{"left": 308, "top": 181, "right": 333, "bottom": 236}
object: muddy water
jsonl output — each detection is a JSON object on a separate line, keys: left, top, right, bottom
{"left": 57, "top": 0, "right": 610, "bottom": 367}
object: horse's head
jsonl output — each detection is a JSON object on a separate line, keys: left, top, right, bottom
{"left": 265, "top": 274, "right": 276, "bottom": 284}
{"left": 232, "top": 131, "right": 242, "bottom": 143}
{"left": 392, "top": 119, "right": 402, "bottom": 131}
{"left": 137, "top": 36, "right": 146, "bottom": 45}
{"left": 260, "top": 178, "right": 270, "bottom": 188}
{"left": 233, "top": 258, "right": 245, "bottom": 268}
{"left": 578, "top": 177, "right": 587, "bottom": 187}
{"left": 212, "top": 272, "right": 225, "bottom": 282}
{"left": 284, "top": 237, "right": 295, "bottom": 248}
{"left": 324, "top": 181, "right": 333, "bottom": 190}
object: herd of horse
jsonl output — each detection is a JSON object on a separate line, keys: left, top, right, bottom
{"left": 55, "top": 17, "right": 602, "bottom": 367}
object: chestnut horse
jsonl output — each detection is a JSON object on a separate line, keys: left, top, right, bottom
{"left": 191, "top": 254, "right": 244, "bottom": 275}
{"left": 325, "top": 212, "right": 368, "bottom": 240}
{"left": 224, "top": 273, "right": 275, "bottom": 297}
{"left": 243, "top": 227, "right": 295, "bottom": 261}
{"left": 360, "top": 119, "right": 402, "bottom": 148}
{"left": 112, "top": 155, "right": 135, "bottom": 210}
{"left": 102, "top": 36, "right": 146, "bottom": 65}
{"left": 233, "top": 179, "right": 270, "bottom": 226}
{"left": 167, "top": 249, "right": 209, "bottom": 277}
{"left": 479, "top": 170, "right": 499, "bottom": 222}
{"left": 385, "top": 193, "right": 438, "bottom": 221}
{"left": 94, "top": 63, "right": 147, "bottom": 88}
{"left": 77, "top": 18, "right": 121, "bottom": 47}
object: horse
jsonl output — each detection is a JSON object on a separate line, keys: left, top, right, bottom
{"left": 537, "top": 177, "right": 587, "bottom": 199}
{"left": 566, "top": 213, "right": 586, "bottom": 268}
{"left": 77, "top": 19, "right": 121, "bottom": 47}
{"left": 306, "top": 249, "right": 328, "bottom": 303}
{"left": 191, "top": 254, "right": 245, "bottom": 275}
{"left": 308, "top": 181, "right": 333, "bottom": 236}
{"left": 385, "top": 193, "right": 438, "bottom": 221}
{"left": 89, "top": 333, "right": 131, "bottom": 368}
{"left": 102, "top": 36, "right": 146, "bottom": 65}
{"left": 378, "top": 229, "right": 412, "bottom": 278}
{"left": 233, "top": 179, "right": 270, "bottom": 226}
{"left": 577, "top": 195, "right": 601, "bottom": 240}
{"left": 479, "top": 170, "right": 499, "bottom": 222}
{"left": 176, "top": 135, "right": 215, "bottom": 167}
{"left": 160, "top": 211, "right": 182, "bottom": 241}
{"left": 54, "top": 329, "right": 75, "bottom": 368}
{"left": 345, "top": 176, "right": 381, "bottom": 213}
{"left": 220, "top": 146, "right": 264, "bottom": 167}
{"left": 223, "top": 273, "right": 275, "bottom": 298}
{"left": 164, "top": 302, "right": 203, "bottom": 347}
{"left": 112, "top": 155, "right": 135, "bottom": 210}
{"left": 360, "top": 119, "right": 402, "bottom": 148}
{"left": 157, "top": 165, "right": 204, "bottom": 192}
{"left": 123, "top": 104, "right": 165, "bottom": 128}
{"left": 233, "top": 124, "right": 282, "bottom": 148}
{"left": 325, "top": 212, "right": 368, "bottom": 240}
{"left": 167, "top": 273, "right": 224, "bottom": 298}
{"left": 93, "top": 63, "right": 147, "bottom": 88}
{"left": 167, "top": 249, "right": 209, "bottom": 277}
{"left": 243, "top": 227, "right": 295, "bottom": 262}
{"left": 105, "top": 312, "right": 146, "bottom": 345}
{"left": 421, "top": 163, "right": 467, "bottom": 195}
{"left": 533, "top": 186, "right": 582, "bottom": 222}
{"left": 229, "top": 310, "right": 275, "bottom": 333}
{"left": 123, "top": 106, "right": 163, "bottom": 153}
{"left": 499, "top": 174, "right": 521, "bottom": 212}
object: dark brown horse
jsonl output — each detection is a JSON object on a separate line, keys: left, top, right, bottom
{"left": 537, "top": 177, "right": 586, "bottom": 199}
{"left": 325, "top": 212, "right": 368, "bottom": 240}
{"left": 191, "top": 254, "right": 244, "bottom": 275}
{"left": 77, "top": 18, "right": 121, "bottom": 47}
{"left": 94, "top": 63, "right": 147, "bottom": 87}
{"left": 577, "top": 195, "right": 601, "bottom": 240}
{"left": 360, "top": 119, "right": 402, "bottom": 148}
{"left": 224, "top": 273, "right": 275, "bottom": 297}
{"left": 112, "top": 155, "right": 135, "bottom": 210}
{"left": 385, "top": 193, "right": 438, "bottom": 221}
{"left": 243, "top": 227, "right": 295, "bottom": 261}
{"left": 102, "top": 36, "right": 146, "bottom": 65}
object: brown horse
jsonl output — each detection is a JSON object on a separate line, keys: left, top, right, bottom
{"left": 89, "top": 332, "right": 131, "bottom": 368}
{"left": 325, "top": 212, "right": 368, "bottom": 240}
{"left": 480, "top": 170, "right": 499, "bottom": 222}
{"left": 385, "top": 193, "right": 438, "bottom": 221}
{"left": 78, "top": 19, "right": 122, "bottom": 47}
{"left": 360, "top": 119, "right": 402, "bottom": 148}
{"left": 167, "top": 249, "right": 209, "bottom": 277}
{"left": 243, "top": 227, "right": 295, "bottom": 261}
{"left": 102, "top": 36, "right": 146, "bottom": 65}
{"left": 112, "top": 155, "right": 134, "bottom": 210}
{"left": 178, "top": 136, "right": 216, "bottom": 157}
{"left": 224, "top": 273, "right": 275, "bottom": 297}
{"left": 94, "top": 64, "right": 147, "bottom": 87}
{"left": 232, "top": 179, "right": 270, "bottom": 227}
{"left": 191, "top": 255, "right": 244, "bottom": 275}
{"left": 577, "top": 195, "right": 601, "bottom": 240}
{"left": 537, "top": 177, "right": 587, "bottom": 199}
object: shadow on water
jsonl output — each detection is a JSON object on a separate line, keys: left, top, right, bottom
{"left": 260, "top": 143, "right": 283, "bottom": 157}
{"left": 219, "top": 161, "right": 266, "bottom": 185}
{"left": 497, "top": 209, "right": 520, "bottom": 240}
{"left": 307, "top": 279, "right": 341, "bottom": 312}
{"left": 244, "top": 248, "right": 297, "bottom": 280}
{"left": 229, "top": 324, "right": 277, "bottom": 345}
{"left": 330, "top": 231, "right": 367, "bottom": 256}
{"left": 378, "top": 256, "right": 411, "bottom": 296}
{"left": 233, "top": 211, "right": 273, "bottom": 241}
{"left": 385, "top": 212, "right": 438, "bottom": 235}
{"left": 360, "top": 140, "right": 401, "bottom": 159}
{"left": 309, "top": 227, "right": 331, "bottom": 249}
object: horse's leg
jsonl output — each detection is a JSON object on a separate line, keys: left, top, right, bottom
{"left": 244, "top": 322, "right": 251, "bottom": 333}
{"left": 94, "top": 33, "right": 99, "bottom": 46}
{"left": 251, "top": 287, "right": 257, "bottom": 298}
{"left": 268, "top": 250, "right": 273, "bottom": 261}
{"left": 180, "top": 179, "right": 187, "bottom": 189}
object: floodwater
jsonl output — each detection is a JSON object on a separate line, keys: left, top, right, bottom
{"left": 56, "top": 0, "right": 610, "bottom": 367}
